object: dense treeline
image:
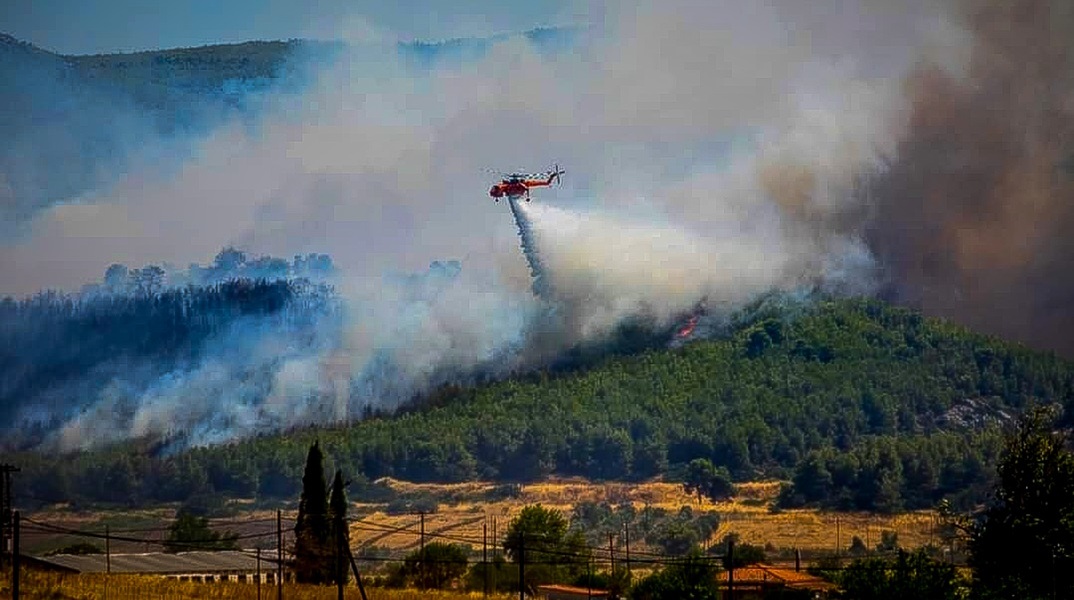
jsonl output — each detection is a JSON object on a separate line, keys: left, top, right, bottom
{"left": 11, "top": 298, "right": 1074, "bottom": 511}
{"left": 0, "top": 278, "right": 338, "bottom": 443}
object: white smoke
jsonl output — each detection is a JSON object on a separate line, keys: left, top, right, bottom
{"left": 519, "top": 201, "right": 796, "bottom": 337}
{"left": 1, "top": 0, "right": 975, "bottom": 449}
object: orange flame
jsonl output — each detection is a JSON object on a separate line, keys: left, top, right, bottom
{"left": 676, "top": 314, "right": 700, "bottom": 339}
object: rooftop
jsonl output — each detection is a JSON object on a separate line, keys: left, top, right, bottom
{"left": 719, "top": 564, "right": 837, "bottom": 591}
{"left": 537, "top": 583, "right": 611, "bottom": 597}
{"left": 31, "top": 551, "right": 271, "bottom": 574}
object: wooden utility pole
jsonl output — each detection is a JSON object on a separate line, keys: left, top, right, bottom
{"left": 492, "top": 516, "right": 498, "bottom": 593}
{"left": 257, "top": 548, "right": 262, "bottom": 600}
{"left": 483, "top": 520, "right": 489, "bottom": 598}
{"left": 345, "top": 546, "right": 369, "bottom": 600}
{"left": 277, "top": 509, "right": 283, "bottom": 600}
{"left": 727, "top": 538, "right": 735, "bottom": 600}
{"left": 588, "top": 555, "right": 593, "bottom": 600}
{"left": 836, "top": 516, "right": 841, "bottom": 559}
{"left": 105, "top": 525, "right": 111, "bottom": 600}
{"left": 1, "top": 464, "right": 20, "bottom": 571}
{"left": 12, "top": 510, "right": 19, "bottom": 600}
{"left": 419, "top": 511, "right": 426, "bottom": 591}
{"left": 608, "top": 533, "right": 615, "bottom": 573}
{"left": 624, "top": 524, "right": 631, "bottom": 578}
{"left": 518, "top": 534, "right": 525, "bottom": 600}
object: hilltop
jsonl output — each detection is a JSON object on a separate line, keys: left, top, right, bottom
{"left": 12, "top": 297, "right": 1074, "bottom": 513}
{"left": 0, "top": 28, "right": 578, "bottom": 232}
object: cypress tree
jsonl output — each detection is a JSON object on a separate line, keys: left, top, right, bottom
{"left": 329, "top": 469, "right": 350, "bottom": 585}
{"left": 294, "top": 441, "right": 331, "bottom": 583}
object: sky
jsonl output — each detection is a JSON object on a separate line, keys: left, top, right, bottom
{"left": 0, "top": 0, "right": 589, "bottom": 54}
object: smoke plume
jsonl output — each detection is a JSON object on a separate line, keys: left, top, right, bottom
{"left": 3, "top": 0, "right": 1072, "bottom": 450}
{"left": 866, "top": 0, "right": 1074, "bottom": 355}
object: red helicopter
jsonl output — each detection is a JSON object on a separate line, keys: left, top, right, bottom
{"left": 489, "top": 164, "right": 565, "bottom": 201}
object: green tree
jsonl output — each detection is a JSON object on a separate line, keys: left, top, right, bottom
{"left": 403, "top": 542, "right": 469, "bottom": 589}
{"left": 630, "top": 548, "right": 719, "bottom": 600}
{"left": 840, "top": 549, "right": 962, "bottom": 600}
{"left": 848, "top": 535, "right": 868, "bottom": 557}
{"left": 465, "top": 554, "right": 518, "bottom": 593}
{"left": 682, "top": 458, "right": 734, "bottom": 504}
{"left": 875, "top": 530, "right": 899, "bottom": 553}
{"left": 293, "top": 442, "right": 331, "bottom": 584}
{"left": 163, "top": 510, "right": 238, "bottom": 553}
{"left": 969, "top": 406, "right": 1074, "bottom": 600}
{"left": 651, "top": 519, "right": 700, "bottom": 556}
{"left": 503, "top": 504, "right": 588, "bottom": 590}
{"left": 717, "top": 533, "right": 766, "bottom": 568}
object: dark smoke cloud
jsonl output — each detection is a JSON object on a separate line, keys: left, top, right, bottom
{"left": 866, "top": 0, "right": 1074, "bottom": 355}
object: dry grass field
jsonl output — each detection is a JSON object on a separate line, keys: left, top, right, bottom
{"left": 8, "top": 479, "right": 947, "bottom": 598}
{"left": 347, "top": 479, "right": 941, "bottom": 557}
{"left": 0, "top": 571, "right": 514, "bottom": 600}
{"left": 23, "top": 478, "right": 941, "bottom": 562}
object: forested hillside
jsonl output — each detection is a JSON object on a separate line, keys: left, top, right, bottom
{"left": 12, "top": 298, "right": 1073, "bottom": 512}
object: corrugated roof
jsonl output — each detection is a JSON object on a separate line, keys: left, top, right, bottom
{"left": 36, "top": 551, "right": 270, "bottom": 574}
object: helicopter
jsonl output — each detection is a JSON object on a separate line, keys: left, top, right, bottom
{"left": 488, "top": 164, "right": 565, "bottom": 201}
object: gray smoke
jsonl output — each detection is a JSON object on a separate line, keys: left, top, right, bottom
{"left": 864, "top": 0, "right": 1074, "bottom": 355}
{"left": 9, "top": 0, "right": 1064, "bottom": 450}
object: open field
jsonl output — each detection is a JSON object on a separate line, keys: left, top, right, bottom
{"left": 347, "top": 479, "right": 941, "bottom": 557}
{"left": 22, "top": 479, "right": 941, "bottom": 561}
{"left": 0, "top": 571, "right": 514, "bottom": 600}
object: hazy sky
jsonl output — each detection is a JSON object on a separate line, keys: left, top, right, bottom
{"left": 0, "top": 0, "right": 587, "bottom": 54}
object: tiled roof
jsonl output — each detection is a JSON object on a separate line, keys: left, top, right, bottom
{"left": 34, "top": 551, "right": 270, "bottom": 574}
{"left": 719, "top": 564, "right": 837, "bottom": 590}
{"left": 537, "top": 583, "right": 611, "bottom": 597}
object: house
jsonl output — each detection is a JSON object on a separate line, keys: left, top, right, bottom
{"left": 25, "top": 550, "right": 287, "bottom": 583}
{"left": 537, "top": 583, "right": 612, "bottom": 599}
{"left": 719, "top": 563, "right": 838, "bottom": 599}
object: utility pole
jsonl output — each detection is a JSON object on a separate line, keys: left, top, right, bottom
{"left": 1, "top": 464, "right": 20, "bottom": 570}
{"left": 345, "top": 546, "right": 369, "bottom": 600}
{"left": 727, "top": 538, "right": 735, "bottom": 600}
{"left": 277, "top": 509, "right": 283, "bottom": 600}
{"left": 836, "top": 516, "right": 841, "bottom": 561}
{"left": 518, "top": 534, "right": 525, "bottom": 600}
{"left": 608, "top": 533, "right": 615, "bottom": 573}
{"left": 12, "top": 510, "right": 20, "bottom": 600}
{"left": 105, "top": 525, "right": 111, "bottom": 600}
{"left": 492, "top": 517, "right": 498, "bottom": 593}
{"left": 257, "top": 548, "right": 262, "bottom": 600}
{"left": 624, "top": 523, "right": 631, "bottom": 578}
{"left": 588, "top": 555, "right": 593, "bottom": 600}
{"left": 419, "top": 511, "right": 426, "bottom": 591}
{"left": 483, "top": 519, "right": 489, "bottom": 598}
